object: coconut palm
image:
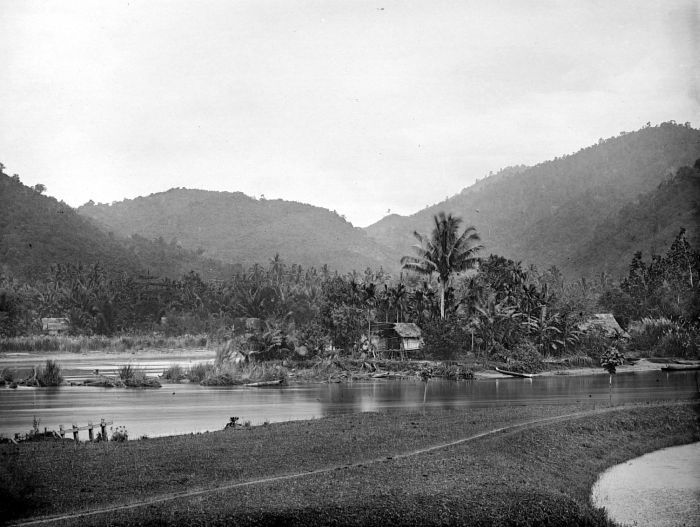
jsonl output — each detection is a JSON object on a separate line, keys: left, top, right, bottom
{"left": 401, "top": 212, "right": 482, "bottom": 319}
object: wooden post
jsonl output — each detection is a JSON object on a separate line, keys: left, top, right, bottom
{"left": 72, "top": 424, "right": 79, "bottom": 443}
{"left": 59, "top": 425, "right": 65, "bottom": 439}
{"left": 88, "top": 422, "right": 94, "bottom": 442}
{"left": 101, "top": 419, "right": 108, "bottom": 441}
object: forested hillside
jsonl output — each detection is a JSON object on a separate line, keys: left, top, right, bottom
{"left": 0, "top": 172, "right": 140, "bottom": 278}
{"left": 571, "top": 162, "right": 700, "bottom": 277}
{"left": 365, "top": 122, "right": 700, "bottom": 278}
{"left": 0, "top": 172, "right": 235, "bottom": 280}
{"left": 78, "top": 189, "right": 400, "bottom": 273}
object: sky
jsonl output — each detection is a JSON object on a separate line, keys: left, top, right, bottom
{"left": 1, "top": 0, "right": 698, "bottom": 227}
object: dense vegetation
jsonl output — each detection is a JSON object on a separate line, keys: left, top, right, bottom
{"left": 366, "top": 122, "right": 700, "bottom": 278}
{"left": 3, "top": 208, "right": 698, "bottom": 362}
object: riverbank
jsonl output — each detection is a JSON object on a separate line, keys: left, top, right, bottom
{"left": 1, "top": 401, "right": 697, "bottom": 525}
{"left": 2, "top": 345, "right": 692, "bottom": 383}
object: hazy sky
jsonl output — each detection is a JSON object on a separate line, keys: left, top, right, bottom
{"left": 1, "top": 1, "right": 698, "bottom": 227}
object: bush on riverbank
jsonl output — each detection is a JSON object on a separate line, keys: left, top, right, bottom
{"left": 118, "top": 364, "right": 161, "bottom": 388}
{"left": 627, "top": 318, "right": 700, "bottom": 358}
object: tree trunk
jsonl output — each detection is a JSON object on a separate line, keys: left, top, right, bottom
{"left": 439, "top": 282, "right": 445, "bottom": 319}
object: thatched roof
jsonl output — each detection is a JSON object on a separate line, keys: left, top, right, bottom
{"left": 578, "top": 314, "right": 629, "bottom": 338}
{"left": 393, "top": 323, "right": 422, "bottom": 339}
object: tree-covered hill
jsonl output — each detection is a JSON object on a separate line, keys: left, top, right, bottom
{"left": 78, "top": 189, "right": 400, "bottom": 274}
{"left": 0, "top": 172, "right": 141, "bottom": 278}
{"left": 365, "top": 122, "right": 700, "bottom": 278}
{"left": 570, "top": 162, "right": 700, "bottom": 277}
{"left": 0, "top": 172, "right": 236, "bottom": 280}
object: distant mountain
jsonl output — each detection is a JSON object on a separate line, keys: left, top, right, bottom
{"left": 365, "top": 122, "right": 700, "bottom": 278}
{"left": 78, "top": 190, "right": 400, "bottom": 274}
{"left": 0, "top": 172, "right": 235, "bottom": 280}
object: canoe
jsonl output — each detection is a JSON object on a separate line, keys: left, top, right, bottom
{"left": 244, "top": 379, "right": 284, "bottom": 387}
{"left": 661, "top": 364, "right": 700, "bottom": 371}
{"left": 495, "top": 367, "right": 536, "bottom": 378}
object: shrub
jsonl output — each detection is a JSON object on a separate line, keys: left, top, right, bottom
{"left": 36, "top": 360, "right": 63, "bottom": 386}
{"left": 572, "top": 327, "right": 614, "bottom": 360}
{"left": 601, "top": 346, "right": 625, "bottom": 374}
{"left": 118, "top": 364, "right": 135, "bottom": 381}
{"left": 296, "top": 321, "right": 330, "bottom": 357}
{"left": 1, "top": 368, "right": 15, "bottom": 383}
{"left": 111, "top": 426, "right": 128, "bottom": 442}
{"left": 500, "top": 341, "right": 546, "bottom": 373}
{"left": 421, "top": 316, "right": 470, "bottom": 360}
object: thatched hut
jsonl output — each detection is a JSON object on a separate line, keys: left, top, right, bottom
{"left": 373, "top": 322, "right": 423, "bottom": 358}
{"left": 578, "top": 314, "right": 630, "bottom": 339}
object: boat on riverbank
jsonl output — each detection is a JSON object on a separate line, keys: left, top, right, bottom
{"left": 661, "top": 363, "right": 700, "bottom": 371}
{"left": 494, "top": 367, "right": 536, "bottom": 378}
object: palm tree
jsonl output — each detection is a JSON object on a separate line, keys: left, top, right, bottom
{"left": 401, "top": 212, "right": 482, "bottom": 319}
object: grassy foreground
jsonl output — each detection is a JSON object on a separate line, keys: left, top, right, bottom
{"left": 1, "top": 402, "right": 698, "bottom": 526}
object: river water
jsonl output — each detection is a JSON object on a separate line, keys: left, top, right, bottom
{"left": 0, "top": 353, "right": 697, "bottom": 439}
{"left": 592, "top": 442, "right": 700, "bottom": 527}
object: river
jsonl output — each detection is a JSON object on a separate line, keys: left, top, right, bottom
{"left": 1, "top": 353, "right": 697, "bottom": 439}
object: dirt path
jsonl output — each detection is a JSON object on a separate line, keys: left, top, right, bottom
{"left": 11, "top": 401, "right": 695, "bottom": 527}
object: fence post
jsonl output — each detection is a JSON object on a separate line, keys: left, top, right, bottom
{"left": 59, "top": 425, "right": 65, "bottom": 439}
{"left": 101, "top": 419, "right": 108, "bottom": 441}
{"left": 88, "top": 422, "right": 94, "bottom": 442}
{"left": 72, "top": 424, "right": 79, "bottom": 443}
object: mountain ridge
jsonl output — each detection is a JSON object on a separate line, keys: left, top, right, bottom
{"left": 364, "top": 122, "right": 700, "bottom": 277}
{"left": 78, "top": 188, "right": 401, "bottom": 274}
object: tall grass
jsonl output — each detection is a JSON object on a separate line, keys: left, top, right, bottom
{"left": 0, "top": 334, "right": 212, "bottom": 353}
{"left": 628, "top": 317, "right": 676, "bottom": 353}
{"left": 162, "top": 364, "right": 184, "bottom": 381}
{"left": 185, "top": 362, "right": 215, "bottom": 383}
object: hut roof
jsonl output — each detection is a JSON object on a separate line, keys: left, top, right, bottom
{"left": 578, "top": 314, "right": 629, "bottom": 338}
{"left": 393, "top": 323, "right": 422, "bottom": 338}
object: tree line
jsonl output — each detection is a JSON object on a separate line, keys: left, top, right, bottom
{"left": 1, "top": 215, "right": 698, "bottom": 361}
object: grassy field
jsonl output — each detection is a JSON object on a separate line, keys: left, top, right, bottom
{"left": 1, "top": 401, "right": 698, "bottom": 526}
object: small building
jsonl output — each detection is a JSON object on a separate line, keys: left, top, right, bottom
{"left": 578, "top": 314, "right": 629, "bottom": 339}
{"left": 373, "top": 322, "right": 423, "bottom": 358}
{"left": 41, "top": 317, "right": 70, "bottom": 336}
{"left": 393, "top": 323, "right": 423, "bottom": 351}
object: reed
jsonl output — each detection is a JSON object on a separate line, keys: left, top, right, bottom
{"left": 36, "top": 360, "right": 63, "bottom": 386}
{"left": 0, "top": 334, "right": 213, "bottom": 353}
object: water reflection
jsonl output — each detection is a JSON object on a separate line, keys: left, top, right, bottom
{"left": 0, "top": 371, "right": 696, "bottom": 440}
